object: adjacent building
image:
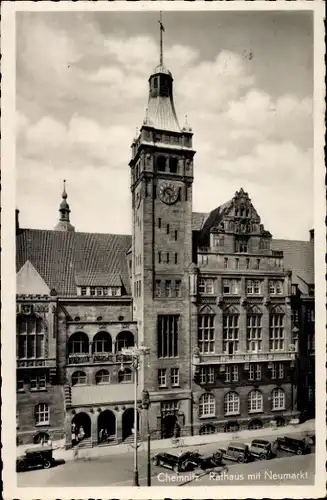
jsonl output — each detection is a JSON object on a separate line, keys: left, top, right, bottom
{"left": 16, "top": 43, "right": 314, "bottom": 447}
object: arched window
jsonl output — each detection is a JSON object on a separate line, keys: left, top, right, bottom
{"left": 248, "top": 390, "right": 263, "bottom": 413}
{"left": 199, "top": 424, "right": 215, "bottom": 435}
{"left": 17, "top": 315, "right": 44, "bottom": 359}
{"left": 35, "top": 403, "right": 49, "bottom": 425}
{"left": 224, "top": 391, "right": 240, "bottom": 416}
{"left": 199, "top": 393, "right": 215, "bottom": 418}
{"left": 95, "top": 369, "right": 110, "bottom": 385}
{"left": 72, "top": 371, "right": 87, "bottom": 386}
{"left": 271, "top": 388, "right": 285, "bottom": 410}
{"left": 92, "top": 332, "right": 112, "bottom": 354}
{"left": 68, "top": 332, "right": 89, "bottom": 355}
{"left": 116, "top": 331, "right": 134, "bottom": 353}
{"left": 118, "top": 368, "right": 132, "bottom": 383}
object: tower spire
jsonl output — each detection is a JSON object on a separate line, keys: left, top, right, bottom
{"left": 54, "top": 179, "right": 75, "bottom": 232}
{"left": 158, "top": 11, "right": 165, "bottom": 66}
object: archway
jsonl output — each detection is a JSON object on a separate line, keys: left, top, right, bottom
{"left": 199, "top": 424, "right": 215, "bottom": 436}
{"left": 98, "top": 410, "right": 116, "bottom": 444}
{"left": 72, "top": 412, "right": 91, "bottom": 441}
{"left": 122, "top": 408, "right": 139, "bottom": 441}
{"left": 33, "top": 431, "right": 50, "bottom": 444}
{"left": 224, "top": 421, "right": 239, "bottom": 433}
{"left": 275, "top": 416, "right": 285, "bottom": 427}
{"left": 248, "top": 419, "right": 263, "bottom": 431}
{"left": 161, "top": 414, "right": 177, "bottom": 439}
{"left": 116, "top": 331, "right": 135, "bottom": 353}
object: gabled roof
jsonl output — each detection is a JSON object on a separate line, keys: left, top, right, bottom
{"left": 192, "top": 212, "right": 208, "bottom": 231}
{"left": 16, "top": 229, "right": 132, "bottom": 297}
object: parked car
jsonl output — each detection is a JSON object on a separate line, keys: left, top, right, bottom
{"left": 198, "top": 450, "right": 223, "bottom": 469}
{"left": 152, "top": 451, "right": 200, "bottom": 472}
{"left": 249, "top": 439, "right": 276, "bottom": 460}
{"left": 218, "top": 441, "right": 250, "bottom": 463}
{"left": 276, "top": 436, "right": 312, "bottom": 455}
{"left": 16, "top": 445, "right": 54, "bottom": 472}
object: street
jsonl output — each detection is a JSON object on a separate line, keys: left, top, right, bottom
{"left": 17, "top": 436, "right": 315, "bottom": 487}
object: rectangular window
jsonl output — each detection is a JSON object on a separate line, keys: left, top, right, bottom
{"left": 249, "top": 364, "right": 261, "bottom": 381}
{"left": 235, "top": 238, "right": 248, "bottom": 253}
{"left": 90, "top": 287, "right": 96, "bottom": 296}
{"left": 167, "top": 224, "right": 170, "bottom": 234}
{"left": 175, "top": 253, "right": 178, "bottom": 264}
{"left": 223, "top": 279, "right": 240, "bottom": 295}
{"left": 246, "top": 280, "right": 261, "bottom": 295}
{"left": 17, "top": 379, "right": 24, "bottom": 391}
{"left": 166, "top": 252, "right": 170, "bottom": 264}
{"left": 223, "top": 314, "right": 239, "bottom": 354}
{"left": 165, "top": 280, "right": 172, "bottom": 297}
{"left": 271, "top": 363, "right": 284, "bottom": 379}
{"left": 256, "top": 259, "right": 260, "bottom": 270}
{"left": 246, "top": 258, "right": 250, "bottom": 270}
{"left": 158, "top": 369, "right": 167, "bottom": 387}
{"left": 225, "top": 365, "right": 239, "bottom": 382}
{"left": 155, "top": 280, "right": 161, "bottom": 298}
{"left": 269, "top": 280, "right": 283, "bottom": 295}
{"left": 269, "top": 315, "right": 285, "bottom": 351}
{"left": 247, "top": 315, "right": 262, "bottom": 352}
{"left": 103, "top": 287, "right": 108, "bottom": 296}
{"left": 198, "top": 315, "right": 215, "bottom": 354}
{"left": 158, "top": 251, "right": 161, "bottom": 264}
{"left": 213, "top": 234, "right": 224, "bottom": 247}
{"left": 35, "top": 403, "right": 49, "bottom": 425}
{"left": 157, "top": 315, "right": 179, "bottom": 358}
{"left": 224, "top": 258, "right": 228, "bottom": 269}
{"left": 175, "top": 280, "right": 181, "bottom": 297}
{"left": 158, "top": 218, "right": 161, "bottom": 228}
{"left": 199, "top": 366, "right": 215, "bottom": 384}
{"left": 80, "top": 287, "right": 87, "bottom": 296}
{"left": 171, "top": 368, "right": 180, "bottom": 387}
{"left": 199, "top": 254, "right": 208, "bottom": 265}
{"left": 174, "top": 230, "right": 178, "bottom": 241}
{"left": 198, "top": 278, "right": 214, "bottom": 294}
{"left": 235, "top": 258, "right": 239, "bottom": 270}
{"left": 30, "top": 374, "right": 46, "bottom": 391}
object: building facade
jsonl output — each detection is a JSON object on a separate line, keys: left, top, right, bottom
{"left": 16, "top": 47, "right": 315, "bottom": 447}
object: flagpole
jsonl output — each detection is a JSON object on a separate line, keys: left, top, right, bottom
{"left": 159, "top": 11, "right": 164, "bottom": 66}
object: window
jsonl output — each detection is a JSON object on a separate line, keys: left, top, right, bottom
{"left": 224, "top": 258, "right": 228, "bottom": 269}
{"left": 158, "top": 251, "right": 162, "bottom": 263}
{"left": 17, "top": 315, "right": 44, "bottom": 359}
{"left": 81, "top": 287, "right": 87, "bottom": 296}
{"left": 199, "top": 393, "right": 215, "bottom": 417}
{"left": 235, "top": 238, "right": 248, "bottom": 253}
{"left": 174, "top": 230, "right": 178, "bottom": 241}
{"left": 155, "top": 280, "right": 161, "bottom": 298}
{"left": 72, "top": 371, "right": 87, "bottom": 386}
{"left": 198, "top": 278, "right": 214, "bottom": 294}
{"left": 223, "top": 312, "right": 239, "bottom": 354}
{"left": 17, "top": 379, "right": 24, "bottom": 391}
{"left": 93, "top": 332, "right": 111, "bottom": 353}
{"left": 235, "top": 258, "right": 239, "bottom": 270}
{"left": 224, "top": 392, "right": 240, "bottom": 416}
{"left": 167, "top": 224, "right": 170, "bottom": 234}
{"left": 171, "top": 368, "right": 180, "bottom": 386}
{"left": 90, "top": 287, "right": 96, "bottom": 296}
{"left": 95, "top": 369, "right": 110, "bottom": 384}
{"left": 166, "top": 252, "right": 170, "bottom": 264}
{"left": 175, "top": 253, "right": 178, "bottom": 264}
{"left": 68, "top": 332, "right": 88, "bottom": 355}
{"left": 225, "top": 365, "right": 239, "bottom": 382}
{"left": 118, "top": 368, "right": 132, "bottom": 383}
{"left": 161, "top": 400, "right": 179, "bottom": 415}
{"left": 35, "top": 403, "right": 49, "bottom": 425}
{"left": 256, "top": 259, "right": 260, "bottom": 270}
{"left": 246, "top": 258, "right": 250, "bottom": 270}
{"left": 248, "top": 390, "right": 263, "bottom": 413}
{"left": 157, "top": 315, "right": 179, "bottom": 358}
{"left": 199, "top": 254, "right": 208, "bottom": 265}
{"left": 30, "top": 374, "right": 46, "bottom": 391}
{"left": 249, "top": 364, "right": 261, "bottom": 381}
{"left": 198, "top": 315, "right": 215, "bottom": 354}
{"left": 223, "top": 279, "right": 240, "bottom": 295}
{"left": 269, "top": 280, "right": 283, "bottom": 295}
{"left": 271, "top": 363, "right": 284, "bottom": 379}
{"left": 158, "top": 369, "right": 167, "bottom": 387}
{"left": 158, "top": 218, "right": 161, "bottom": 228}
{"left": 175, "top": 280, "right": 181, "bottom": 297}
{"left": 165, "top": 280, "right": 172, "bottom": 297}
{"left": 199, "top": 366, "right": 215, "bottom": 384}
{"left": 271, "top": 388, "right": 285, "bottom": 410}
{"left": 247, "top": 314, "right": 262, "bottom": 352}
{"left": 213, "top": 234, "right": 224, "bottom": 247}
{"left": 157, "top": 155, "right": 166, "bottom": 172}
{"left": 169, "top": 157, "right": 178, "bottom": 174}
{"left": 269, "top": 314, "right": 285, "bottom": 351}
{"left": 246, "top": 280, "right": 261, "bottom": 295}
{"left": 291, "top": 284, "right": 298, "bottom": 296}
{"left": 199, "top": 424, "right": 215, "bottom": 435}
{"left": 96, "top": 287, "right": 103, "bottom": 296}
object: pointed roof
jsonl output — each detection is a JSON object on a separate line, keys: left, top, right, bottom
{"left": 55, "top": 180, "right": 75, "bottom": 232}
{"left": 17, "top": 260, "right": 50, "bottom": 295}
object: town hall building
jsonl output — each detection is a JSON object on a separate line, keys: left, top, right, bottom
{"left": 16, "top": 33, "right": 315, "bottom": 447}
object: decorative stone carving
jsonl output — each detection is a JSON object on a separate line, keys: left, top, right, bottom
{"left": 34, "top": 304, "right": 49, "bottom": 313}
{"left": 114, "top": 406, "right": 119, "bottom": 412}
{"left": 240, "top": 297, "right": 247, "bottom": 307}
{"left": 216, "top": 296, "right": 224, "bottom": 306}
{"left": 44, "top": 333, "right": 49, "bottom": 358}
{"left": 21, "top": 304, "right": 33, "bottom": 315}
{"left": 263, "top": 297, "right": 270, "bottom": 306}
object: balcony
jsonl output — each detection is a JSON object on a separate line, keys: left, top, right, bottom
{"left": 67, "top": 352, "right": 132, "bottom": 366}
{"left": 198, "top": 351, "right": 296, "bottom": 365}
{"left": 17, "top": 358, "right": 57, "bottom": 369}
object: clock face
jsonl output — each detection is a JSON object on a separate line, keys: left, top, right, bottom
{"left": 158, "top": 182, "right": 179, "bottom": 205}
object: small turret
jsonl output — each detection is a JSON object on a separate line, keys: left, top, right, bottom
{"left": 54, "top": 180, "right": 75, "bottom": 232}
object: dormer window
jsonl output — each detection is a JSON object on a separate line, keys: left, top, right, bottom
{"left": 77, "top": 286, "right": 122, "bottom": 297}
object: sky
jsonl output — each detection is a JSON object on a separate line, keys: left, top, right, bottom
{"left": 16, "top": 10, "right": 313, "bottom": 240}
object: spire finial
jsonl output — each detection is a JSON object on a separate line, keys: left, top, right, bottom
{"left": 62, "top": 179, "right": 67, "bottom": 199}
{"left": 158, "top": 11, "right": 165, "bottom": 66}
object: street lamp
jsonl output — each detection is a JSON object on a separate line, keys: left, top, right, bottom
{"left": 121, "top": 345, "right": 150, "bottom": 487}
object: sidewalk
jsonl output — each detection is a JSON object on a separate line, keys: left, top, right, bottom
{"left": 17, "top": 419, "right": 315, "bottom": 463}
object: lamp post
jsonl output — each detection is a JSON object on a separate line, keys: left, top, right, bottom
{"left": 121, "top": 346, "right": 150, "bottom": 487}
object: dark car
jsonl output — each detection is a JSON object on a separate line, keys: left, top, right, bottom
{"left": 218, "top": 442, "right": 250, "bottom": 463}
{"left": 276, "top": 436, "right": 312, "bottom": 455}
{"left": 152, "top": 451, "right": 200, "bottom": 472}
{"left": 249, "top": 439, "right": 276, "bottom": 460}
{"left": 16, "top": 445, "right": 54, "bottom": 472}
{"left": 197, "top": 450, "right": 223, "bottom": 470}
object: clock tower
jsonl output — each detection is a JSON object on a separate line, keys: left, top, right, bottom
{"left": 129, "top": 18, "right": 196, "bottom": 437}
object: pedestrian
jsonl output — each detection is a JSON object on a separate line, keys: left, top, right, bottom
{"left": 99, "top": 428, "right": 104, "bottom": 443}
{"left": 47, "top": 437, "right": 52, "bottom": 447}
{"left": 72, "top": 431, "right": 76, "bottom": 447}
{"left": 103, "top": 429, "right": 108, "bottom": 443}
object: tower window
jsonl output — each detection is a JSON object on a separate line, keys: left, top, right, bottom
{"left": 175, "top": 253, "right": 178, "bottom": 264}
{"left": 175, "top": 280, "right": 181, "bottom": 297}
{"left": 169, "top": 158, "right": 178, "bottom": 174}
{"left": 154, "top": 77, "right": 158, "bottom": 89}
{"left": 158, "top": 251, "right": 162, "bottom": 264}
{"left": 157, "top": 315, "right": 179, "bottom": 358}
{"left": 165, "top": 280, "right": 172, "bottom": 297}
{"left": 167, "top": 224, "right": 170, "bottom": 234}
{"left": 158, "top": 218, "right": 161, "bottom": 228}
{"left": 174, "top": 230, "right": 178, "bottom": 241}
{"left": 157, "top": 156, "right": 166, "bottom": 172}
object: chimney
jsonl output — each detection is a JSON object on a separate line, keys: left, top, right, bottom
{"left": 16, "top": 209, "right": 20, "bottom": 235}
{"left": 309, "top": 229, "right": 314, "bottom": 242}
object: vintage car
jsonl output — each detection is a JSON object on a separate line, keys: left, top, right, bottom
{"left": 16, "top": 445, "right": 54, "bottom": 472}
{"left": 218, "top": 442, "right": 250, "bottom": 463}
{"left": 152, "top": 451, "right": 200, "bottom": 472}
{"left": 197, "top": 450, "right": 223, "bottom": 469}
{"left": 276, "top": 436, "right": 312, "bottom": 455}
{"left": 249, "top": 439, "right": 276, "bottom": 460}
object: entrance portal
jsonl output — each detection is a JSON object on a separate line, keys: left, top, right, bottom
{"left": 72, "top": 412, "right": 91, "bottom": 441}
{"left": 161, "top": 414, "right": 177, "bottom": 439}
{"left": 98, "top": 410, "right": 116, "bottom": 443}
{"left": 122, "top": 408, "right": 139, "bottom": 441}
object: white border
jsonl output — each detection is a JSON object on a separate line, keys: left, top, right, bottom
{"left": 2, "top": 1, "right": 325, "bottom": 499}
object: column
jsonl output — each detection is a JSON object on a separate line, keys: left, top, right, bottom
{"left": 91, "top": 412, "right": 98, "bottom": 445}
{"left": 65, "top": 412, "right": 72, "bottom": 449}
{"left": 116, "top": 410, "right": 123, "bottom": 443}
